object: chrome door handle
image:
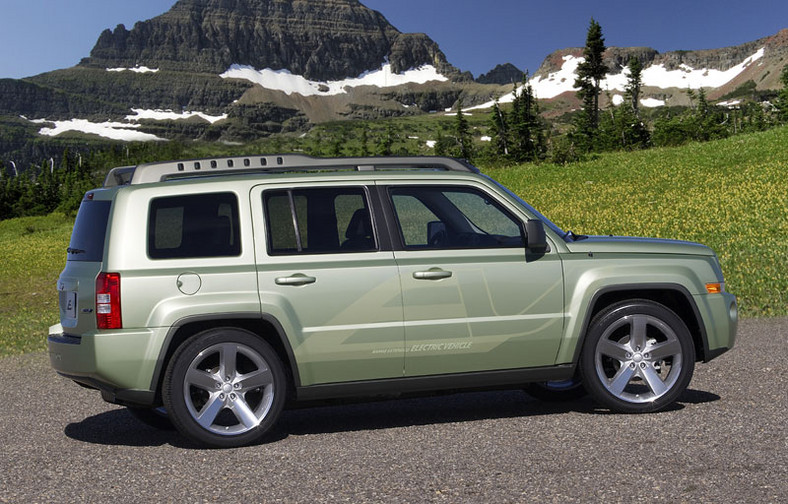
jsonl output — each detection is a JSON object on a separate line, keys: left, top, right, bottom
{"left": 275, "top": 274, "right": 316, "bottom": 286}
{"left": 413, "top": 269, "right": 452, "bottom": 280}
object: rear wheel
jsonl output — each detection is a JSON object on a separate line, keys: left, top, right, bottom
{"left": 580, "top": 300, "right": 695, "bottom": 413}
{"left": 163, "top": 328, "right": 287, "bottom": 448}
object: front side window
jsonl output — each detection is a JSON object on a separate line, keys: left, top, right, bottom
{"left": 148, "top": 192, "right": 241, "bottom": 259}
{"left": 390, "top": 186, "right": 524, "bottom": 249}
{"left": 264, "top": 187, "right": 375, "bottom": 255}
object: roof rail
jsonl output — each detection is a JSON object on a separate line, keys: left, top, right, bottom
{"left": 102, "top": 154, "right": 479, "bottom": 187}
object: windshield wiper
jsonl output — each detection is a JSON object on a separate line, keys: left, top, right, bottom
{"left": 563, "top": 230, "right": 587, "bottom": 241}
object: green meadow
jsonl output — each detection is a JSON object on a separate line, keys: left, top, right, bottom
{"left": 1, "top": 126, "right": 786, "bottom": 356}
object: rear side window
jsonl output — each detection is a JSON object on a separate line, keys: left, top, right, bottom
{"left": 264, "top": 188, "right": 375, "bottom": 254}
{"left": 67, "top": 200, "right": 111, "bottom": 262}
{"left": 148, "top": 193, "right": 241, "bottom": 259}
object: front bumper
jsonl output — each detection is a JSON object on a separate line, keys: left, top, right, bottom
{"left": 694, "top": 292, "right": 738, "bottom": 361}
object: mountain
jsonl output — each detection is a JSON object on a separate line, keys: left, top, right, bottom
{"left": 525, "top": 29, "right": 788, "bottom": 105}
{"left": 0, "top": 0, "right": 786, "bottom": 166}
{"left": 0, "top": 0, "right": 482, "bottom": 156}
{"left": 462, "top": 29, "right": 787, "bottom": 114}
{"left": 476, "top": 64, "right": 526, "bottom": 85}
{"left": 82, "top": 0, "right": 463, "bottom": 82}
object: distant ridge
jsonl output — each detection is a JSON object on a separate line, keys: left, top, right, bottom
{"left": 530, "top": 29, "right": 788, "bottom": 98}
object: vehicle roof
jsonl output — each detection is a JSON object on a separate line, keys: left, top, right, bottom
{"left": 103, "top": 154, "right": 480, "bottom": 188}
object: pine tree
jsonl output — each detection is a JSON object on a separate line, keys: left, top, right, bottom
{"left": 776, "top": 65, "right": 788, "bottom": 123}
{"left": 360, "top": 129, "right": 370, "bottom": 156}
{"left": 489, "top": 100, "right": 509, "bottom": 157}
{"left": 377, "top": 124, "right": 394, "bottom": 156}
{"left": 574, "top": 18, "right": 608, "bottom": 150}
{"left": 625, "top": 57, "right": 643, "bottom": 118}
{"left": 509, "top": 75, "right": 546, "bottom": 162}
{"left": 454, "top": 99, "right": 473, "bottom": 160}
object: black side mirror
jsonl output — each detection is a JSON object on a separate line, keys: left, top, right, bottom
{"left": 525, "top": 219, "right": 548, "bottom": 253}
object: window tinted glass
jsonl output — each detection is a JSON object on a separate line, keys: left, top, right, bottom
{"left": 264, "top": 188, "right": 375, "bottom": 254}
{"left": 68, "top": 200, "right": 111, "bottom": 262}
{"left": 148, "top": 193, "right": 241, "bottom": 259}
{"left": 390, "top": 187, "right": 523, "bottom": 249}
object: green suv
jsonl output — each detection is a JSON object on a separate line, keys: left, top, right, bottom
{"left": 48, "top": 155, "right": 738, "bottom": 447}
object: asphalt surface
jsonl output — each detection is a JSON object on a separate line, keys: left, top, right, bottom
{"left": 1, "top": 317, "right": 786, "bottom": 503}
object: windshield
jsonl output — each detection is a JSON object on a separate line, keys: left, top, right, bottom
{"left": 485, "top": 176, "right": 567, "bottom": 238}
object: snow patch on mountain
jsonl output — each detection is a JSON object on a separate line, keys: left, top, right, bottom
{"left": 107, "top": 66, "right": 159, "bottom": 74}
{"left": 531, "top": 55, "right": 584, "bottom": 99}
{"left": 31, "top": 119, "right": 166, "bottom": 142}
{"left": 469, "top": 48, "right": 765, "bottom": 111}
{"left": 220, "top": 63, "right": 448, "bottom": 96}
{"left": 641, "top": 98, "right": 666, "bottom": 108}
{"left": 27, "top": 107, "right": 227, "bottom": 142}
{"left": 126, "top": 108, "right": 228, "bottom": 124}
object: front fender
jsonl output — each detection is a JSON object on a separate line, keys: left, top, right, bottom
{"left": 556, "top": 254, "right": 716, "bottom": 364}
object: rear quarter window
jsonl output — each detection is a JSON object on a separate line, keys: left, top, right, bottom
{"left": 67, "top": 200, "right": 111, "bottom": 262}
{"left": 148, "top": 192, "right": 241, "bottom": 259}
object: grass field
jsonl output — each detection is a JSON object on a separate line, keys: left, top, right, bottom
{"left": 491, "top": 126, "right": 788, "bottom": 319}
{"left": 1, "top": 126, "right": 785, "bottom": 356}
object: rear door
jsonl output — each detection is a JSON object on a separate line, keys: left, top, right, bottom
{"left": 386, "top": 183, "right": 564, "bottom": 377}
{"left": 250, "top": 183, "right": 404, "bottom": 387}
{"left": 57, "top": 196, "right": 112, "bottom": 334}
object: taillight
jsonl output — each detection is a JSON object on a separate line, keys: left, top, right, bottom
{"left": 96, "top": 272, "right": 122, "bottom": 329}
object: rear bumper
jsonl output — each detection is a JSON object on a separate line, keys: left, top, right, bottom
{"left": 48, "top": 323, "right": 161, "bottom": 407}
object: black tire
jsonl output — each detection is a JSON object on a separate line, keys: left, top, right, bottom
{"left": 579, "top": 300, "right": 695, "bottom": 413}
{"left": 525, "top": 378, "right": 587, "bottom": 402}
{"left": 163, "top": 328, "right": 287, "bottom": 448}
{"left": 127, "top": 406, "right": 175, "bottom": 430}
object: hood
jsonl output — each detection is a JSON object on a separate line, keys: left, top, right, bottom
{"left": 564, "top": 235, "right": 714, "bottom": 256}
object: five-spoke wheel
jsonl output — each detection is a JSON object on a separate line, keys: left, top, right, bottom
{"left": 163, "top": 328, "right": 286, "bottom": 448}
{"left": 580, "top": 300, "right": 695, "bottom": 413}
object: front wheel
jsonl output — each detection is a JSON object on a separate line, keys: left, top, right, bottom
{"left": 580, "top": 300, "right": 695, "bottom": 413}
{"left": 163, "top": 328, "right": 287, "bottom": 448}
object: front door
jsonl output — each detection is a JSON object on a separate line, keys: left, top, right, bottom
{"left": 387, "top": 184, "right": 564, "bottom": 377}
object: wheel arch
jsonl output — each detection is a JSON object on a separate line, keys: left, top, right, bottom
{"left": 574, "top": 284, "right": 710, "bottom": 364}
{"left": 149, "top": 313, "right": 300, "bottom": 405}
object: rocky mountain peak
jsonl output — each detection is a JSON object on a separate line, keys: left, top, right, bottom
{"left": 81, "top": 0, "right": 461, "bottom": 81}
{"left": 476, "top": 63, "right": 526, "bottom": 85}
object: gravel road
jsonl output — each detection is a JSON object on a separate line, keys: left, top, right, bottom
{"left": 1, "top": 317, "right": 785, "bottom": 503}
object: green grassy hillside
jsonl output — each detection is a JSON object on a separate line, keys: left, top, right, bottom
{"left": 491, "top": 126, "right": 787, "bottom": 318}
{"left": 0, "top": 214, "right": 73, "bottom": 356}
{"left": 1, "top": 126, "right": 785, "bottom": 356}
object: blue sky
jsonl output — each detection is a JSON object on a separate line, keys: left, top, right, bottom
{"left": 0, "top": 0, "right": 786, "bottom": 80}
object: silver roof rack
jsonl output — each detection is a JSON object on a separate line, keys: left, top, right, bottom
{"left": 103, "top": 154, "right": 479, "bottom": 187}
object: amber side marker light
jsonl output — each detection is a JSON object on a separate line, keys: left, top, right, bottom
{"left": 706, "top": 283, "right": 723, "bottom": 294}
